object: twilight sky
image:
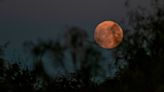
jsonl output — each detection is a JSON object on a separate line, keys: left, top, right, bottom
{"left": 0, "top": 0, "right": 152, "bottom": 83}
{"left": 0, "top": 0, "right": 150, "bottom": 46}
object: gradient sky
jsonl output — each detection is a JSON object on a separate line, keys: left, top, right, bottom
{"left": 0, "top": 0, "right": 151, "bottom": 46}
{"left": 0, "top": 0, "right": 151, "bottom": 83}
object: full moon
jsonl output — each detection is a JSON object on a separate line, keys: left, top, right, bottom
{"left": 94, "top": 20, "right": 123, "bottom": 49}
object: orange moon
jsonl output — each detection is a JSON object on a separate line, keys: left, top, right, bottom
{"left": 94, "top": 21, "right": 123, "bottom": 49}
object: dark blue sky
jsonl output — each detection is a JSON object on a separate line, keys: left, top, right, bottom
{"left": 0, "top": 0, "right": 136, "bottom": 45}
{"left": 0, "top": 0, "right": 151, "bottom": 83}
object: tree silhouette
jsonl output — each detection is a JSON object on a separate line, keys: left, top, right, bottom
{"left": 21, "top": 26, "right": 102, "bottom": 92}
{"left": 99, "top": 0, "right": 164, "bottom": 92}
{"left": 1, "top": 0, "right": 164, "bottom": 92}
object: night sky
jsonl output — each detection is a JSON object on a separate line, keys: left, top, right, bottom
{"left": 0, "top": 0, "right": 150, "bottom": 46}
{"left": 1, "top": 0, "right": 164, "bottom": 91}
{"left": 0, "top": 0, "right": 152, "bottom": 83}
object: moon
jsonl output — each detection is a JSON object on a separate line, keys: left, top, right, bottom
{"left": 94, "top": 20, "right": 123, "bottom": 49}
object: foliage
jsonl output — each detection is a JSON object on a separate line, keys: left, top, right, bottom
{"left": 1, "top": 0, "right": 164, "bottom": 92}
